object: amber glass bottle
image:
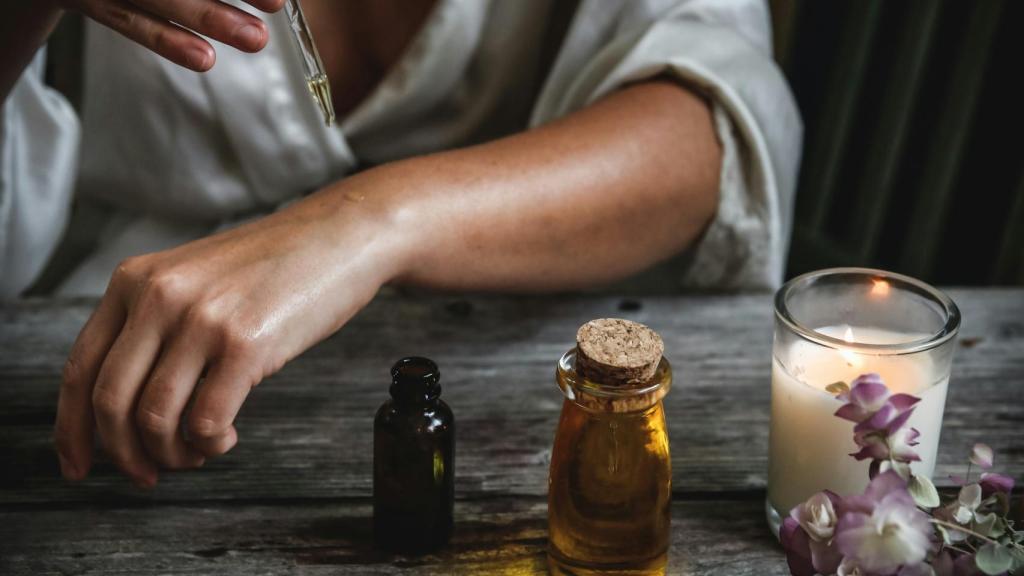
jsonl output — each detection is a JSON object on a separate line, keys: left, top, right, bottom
{"left": 373, "top": 357, "right": 455, "bottom": 554}
{"left": 547, "top": 319, "right": 672, "bottom": 575}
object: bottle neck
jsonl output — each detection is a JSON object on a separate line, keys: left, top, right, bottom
{"left": 388, "top": 356, "right": 442, "bottom": 405}
{"left": 389, "top": 381, "right": 441, "bottom": 405}
{"left": 556, "top": 348, "right": 671, "bottom": 413}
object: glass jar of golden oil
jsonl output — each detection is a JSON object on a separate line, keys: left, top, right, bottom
{"left": 547, "top": 319, "right": 672, "bottom": 575}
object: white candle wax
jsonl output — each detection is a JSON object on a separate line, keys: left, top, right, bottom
{"left": 767, "top": 326, "right": 949, "bottom": 515}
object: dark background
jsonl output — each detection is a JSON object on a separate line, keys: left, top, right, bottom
{"left": 772, "top": 0, "right": 1023, "bottom": 285}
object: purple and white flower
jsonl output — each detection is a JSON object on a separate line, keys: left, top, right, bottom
{"left": 835, "top": 472, "right": 933, "bottom": 575}
{"left": 835, "top": 374, "right": 920, "bottom": 427}
{"left": 851, "top": 426, "right": 922, "bottom": 464}
{"left": 978, "top": 472, "right": 1014, "bottom": 497}
{"left": 796, "top": 491, "right": 840, "bottom": 541}
{"left": 781, "top": 374, "right": 1021, "bottom": 576}
{"left": 835, "top": 373, "right": 889, "bottom": 420}
{"left": 781, "top": 491, "right": 843, "bottom": 576}
{"left": 969, "top": 443, "right": 993, "bottom": 470}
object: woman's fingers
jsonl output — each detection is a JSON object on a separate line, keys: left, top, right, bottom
{"left": 55, "top": 296, "right": 126, "bottom": 481}
{"left": 74, "top": 0, "right": 286, "bottom": 72}
{"left": 241, "top": 0, "right": 286, "bottom": 14}
{"left": 189, "top": 425, "right": 239, "bottom": 459}
{"left": 187, "top": 356, "right": 255, "bottom": 458}
{"left": 135, "top": 336, "right": 208, "bottom": 470}
{"left": 82, "top": 0, "right": 215, "bottom": 71}
{"left": 92, "top": 316, "right": 162, "bottom": 487}
{"left": 127, "top": 0, "right": 269, "bottom": 53}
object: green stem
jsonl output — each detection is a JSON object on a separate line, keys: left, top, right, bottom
{"left": 945, "top": 544, "right": 974, "bottom": 556}
{"left": 931, "top": 519, "right": 999, "bottom": 545}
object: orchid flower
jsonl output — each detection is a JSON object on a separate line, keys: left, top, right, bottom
{"left": 782, "top": 375, "right": 1022, "bottom": 576}
{"left": 781, "top": 491, "right": 843, "bottom": 576}
{"left": 834, "top": 472, "right": 933, "bottom": 574}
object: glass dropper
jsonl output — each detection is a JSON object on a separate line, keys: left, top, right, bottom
{"left": 283, "top": 0, "right": 336, "bottom": 126}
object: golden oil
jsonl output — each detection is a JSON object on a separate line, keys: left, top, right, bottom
{"left": 284, "top": 0, "right": 337, "bottom": 126}
{"left": 306, "top": 73, "right": 336, "bottom": 126}
{"left": 547, "top": 345, "right": 672, "bottom": 575}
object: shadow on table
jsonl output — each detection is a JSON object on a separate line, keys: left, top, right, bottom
{"left": 290, "top": 500, "right": 548, "bottom": 572}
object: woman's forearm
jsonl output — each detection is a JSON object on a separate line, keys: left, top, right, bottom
{"left": 1, "top": 3, "right": 62, "bottom": 102}
{"left": 53, "top": 79, "right": 723, "bottom": 486}
{"left": 322, "top": 80, "right": 722, "bottom": 291}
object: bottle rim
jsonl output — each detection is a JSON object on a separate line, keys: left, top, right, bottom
{"left": 390, "top": 356, "right": 441, "bottom": 403}
{"left": 556, "top": 349, "right": 671, "bottom": 412}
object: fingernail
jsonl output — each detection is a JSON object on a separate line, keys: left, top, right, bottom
{"left": 234, "top": 24, "right": 265, "bottom": 50}
{"left": 186, "top": 450, "right": 207, "bottom": 468}
{"left": 58, "top": 452, "right": 78, "bottom": 480}
{"left": 186, "top": 47, "right": 213, "bottom": 71}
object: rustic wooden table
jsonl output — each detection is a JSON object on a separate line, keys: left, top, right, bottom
{"left": 1, "top": 290, "right": 1022, "bottom": 575}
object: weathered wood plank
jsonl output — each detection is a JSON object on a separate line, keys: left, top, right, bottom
{"left": 1, "top": 290, "right": 1022, "bottom": 504}
{"left": 0, "top": 498, "right": 791, "bottom": 575}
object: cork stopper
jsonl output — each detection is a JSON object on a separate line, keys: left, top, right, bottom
{"left": 575, "top": 318, "right": 664, "bottom": 386}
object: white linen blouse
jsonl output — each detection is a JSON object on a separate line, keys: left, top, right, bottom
{"left": 0, "top": 0, "right": 801, "bottom": 297}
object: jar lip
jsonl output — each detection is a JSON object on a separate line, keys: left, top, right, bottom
{"left": 774, "top": 267, "right": 961, "bottom": 355}
{"left": 557, "top": 349, "right": 670, "bottom": 399}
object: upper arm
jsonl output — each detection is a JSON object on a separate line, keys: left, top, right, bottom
{"left": 530, "top": 0, "right": 802, "bottom": 290}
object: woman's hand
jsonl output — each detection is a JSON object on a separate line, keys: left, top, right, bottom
{"left": 2, "top": 0, "right": 283, "bottom": 119}
{"left": 54, "top": 189, "right": 406, "bottom": 487}
{"left": 53, "top": 0, "right": 285, "bottom": 71}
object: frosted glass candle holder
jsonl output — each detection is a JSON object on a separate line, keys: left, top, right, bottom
{"left": 766, "top": 268, "right": 960, "bottom": 536}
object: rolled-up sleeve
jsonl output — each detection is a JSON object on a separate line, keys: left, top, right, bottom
{"left": 0, "top": 49, "right": 80, "bottom": 298}
{"left": 531, "top": 0, "right": 802, "bottom": 290}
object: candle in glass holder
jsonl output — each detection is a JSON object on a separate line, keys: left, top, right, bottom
{"left": 766, "top": 269, "right": 960, "bottom": 536}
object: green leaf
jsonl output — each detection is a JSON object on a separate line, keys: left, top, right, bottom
{"left": 954, "top": 505, "right": 974, "bottom": 524}
{"left": 909, "top": 474, "right": 941, "bottom": 508}
{"left": 1009, "top": 546, "right": 1024, "bottom": 570}
{"left": 825, "top": 381, "right": 850, "bottom": 396}
{"left": 936, "top": 523, "right": 953, "bottom": 545}
{"left": 960, "top": 484, "right": 983, "bottom": 510}
{"left": 973, "top": 512, "right": 1004, "bottom": 539}
{"left": 975, "top": 542, "right": 1013, "bottom": 575}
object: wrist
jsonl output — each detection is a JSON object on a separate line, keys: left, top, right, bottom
{"left": 304, "top": 171, "right": 423, "bottom": 291}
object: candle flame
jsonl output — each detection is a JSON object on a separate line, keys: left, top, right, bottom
{"left": 840, "top": 327, "right": 861, "bottom": 367}
{"left": 871, "top": 279, "right": 890, "bottom": 297}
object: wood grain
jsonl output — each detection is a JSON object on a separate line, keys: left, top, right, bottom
{"left": 1, "top": 290, "right": 1021, "bottom": 574}
{"left": 0, "top": 498, "right": 791, "bottom": 575}
{"left": 1, "top": 290, "right": 1022, "bottom": 505}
